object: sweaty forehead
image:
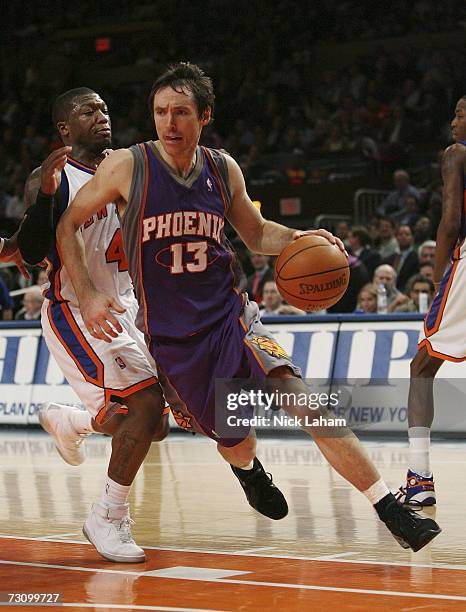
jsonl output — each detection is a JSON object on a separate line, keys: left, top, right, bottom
{"left": 456, "top": 99, "right": 466, "bottom": 112}
{"left": 72, "top": 94, "right": 106, "bottom": 111}
{"left": 153, "top": 86, "right": 195, "bottom": 108}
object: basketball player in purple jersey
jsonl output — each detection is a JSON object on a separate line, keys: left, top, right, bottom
{"left": 396, "top": 96, "right": 466, "bottom": 506}
{"left": 58, "top": 63, "right": 441, "bottom": 552}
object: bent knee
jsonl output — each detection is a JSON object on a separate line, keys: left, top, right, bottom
{"left": 410, "top": 348, "right": 443, "bottom": 378}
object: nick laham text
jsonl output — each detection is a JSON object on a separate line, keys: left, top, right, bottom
{"left": 226, "top": 415, "right": 347, "bottom": 428}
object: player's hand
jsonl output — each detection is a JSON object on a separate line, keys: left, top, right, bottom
{"left": 40, "top": 146, "right": 72, "bottom": 195}
{"left": 80, "top": 289, "right": 126, "bottom": 343}
{"left": 0, "top": 234, "right": 30, "bottom": 280}
{"left": 293, "top": 229, "right": 348, "bottom": 257}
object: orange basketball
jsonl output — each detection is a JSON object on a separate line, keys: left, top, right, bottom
{"left": 275, "top": 235, "right": 350, "bottom": 311}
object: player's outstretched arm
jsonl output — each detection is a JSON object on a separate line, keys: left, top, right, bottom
{"left": 57, "top": 149, "right": 133, "bottom": 343}
{"left": 18, "top": 146, "right": 71, "bottom": 265}
{"left": 225, "top": 155, "right": 345, "bottom": 254}
{"left": 433, "top": 144, "right": 465, "bottom": 291}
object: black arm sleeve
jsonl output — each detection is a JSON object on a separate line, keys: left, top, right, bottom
{"left": 17, "top": 191, "right": 56, "bottom": 265}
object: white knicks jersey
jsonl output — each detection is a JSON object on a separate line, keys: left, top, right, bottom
{"left": 44, "top": 157, "right": 133, "bottom": 308}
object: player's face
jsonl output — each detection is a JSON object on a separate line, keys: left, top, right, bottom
{"left": 61, "top": 94, "right": 111, "bottom": 152}
{"left": 153, "top": 87, "right": 210, "bottom": 157}
{"left": 451, "top": 99, "right": 466, "bottom": 143}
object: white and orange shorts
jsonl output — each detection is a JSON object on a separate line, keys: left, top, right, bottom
{"left": 41, "top": 297, "right": 164, "bottom": 423}
{"left": 419, "top": 257, "right": 466, "bottom": 362}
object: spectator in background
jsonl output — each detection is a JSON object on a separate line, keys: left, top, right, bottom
{"left": 379, "top": 169, "right": 421, "bottom": 215}
{"left": 35, "top": 268, "right": 49, "bottom": 287}
{"left": 328, "top": 254, "right": 369, "bottom": 313}
{"left": 418, "top": 240, "right": 436, "bottom": 265}
{"left": 413, "top": 216, "right": 433, "bottom": 246}
{"left": 14, "top": 285, "right": 43, "bottom": 320}
{"left": 419, "top": 261, "right": 434, "bottom": 282}
{"left": 347, "top": 225, "right": 381, "bottom": 278}
{"left": 0, "top": 275, "right": 13, "bottom": 320}
{"left": 246, "top": 252, "right": 274, "bottom": 304}
{"left": 394, "top": 275, "right": 435, "bottom": 313}
{"left": 376, "top": 217, "right": 400, "bottom": 259}
{"left": 383, "top": 224, "right": 419, "bottom": 292}
{"left": 260, "top": 280, "right": 305, "bottom": 316}
{"left": 392, "top": 194, "right": 421, "bottom": 228}
{"left": 335, "top": 220, "right": 350, "bottom": 245}
{"left": 373, "top": 264, "right": 408, "bottom": 311}
{"left": 354, "top": 283, "right": 378, "bottom": 314}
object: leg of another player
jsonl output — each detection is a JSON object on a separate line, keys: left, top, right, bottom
{"left": 105, "top": 385, "right": 165, "bottom": 486}
{"left": 83, "top": 384, "right": 166, "bottom": 563}
{"left": 269, "top": 366, "right": 441, "bottom": 551}
{"left": 218, "top": 430, "right": 289, "bottom": 520}
{"left": 396, "top": 346, "right": 444, "bottom": 506}
{"left": 407, "top": 346, "right": 443, "bottom": 475}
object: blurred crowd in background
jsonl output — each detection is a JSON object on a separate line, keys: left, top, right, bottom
{"left": 0, "top": 0, "right": 465, "bottom": 318}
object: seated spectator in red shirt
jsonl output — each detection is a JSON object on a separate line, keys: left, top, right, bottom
{"left": 246, "top": 252, "right": 274, "bottom": 304}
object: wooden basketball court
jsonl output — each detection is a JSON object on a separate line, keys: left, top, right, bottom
{"left": 1, "top": 430, "right": 466, "bottom": 610}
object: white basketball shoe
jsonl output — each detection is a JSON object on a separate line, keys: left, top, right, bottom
{"left": 38, "top": 403, "right": 88, "bottom": 466}
{"left": 83, "top": 502, "right": 146, "bottom": 563}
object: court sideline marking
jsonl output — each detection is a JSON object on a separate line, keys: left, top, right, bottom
{"left": 1, "top": 534, "right": 465, "bottom": 572}
{"left": 1, "top": 558, "right": 466, "bottom": 603}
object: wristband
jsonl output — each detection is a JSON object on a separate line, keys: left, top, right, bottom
{"left": 36, "top": 190, "right": 55, "bottom": 206}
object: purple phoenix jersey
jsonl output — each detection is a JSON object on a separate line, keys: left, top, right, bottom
{"left": 121, "top": 142, "right": 243, "bottom": 341}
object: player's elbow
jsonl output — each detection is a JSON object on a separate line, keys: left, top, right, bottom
{"left": 56, "top": 210, "right": 78, "bottom": 245}
{"left": 441, "top": 215, "right": 461, "bottom": 239}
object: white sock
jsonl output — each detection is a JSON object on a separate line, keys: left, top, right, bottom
{"left": 408, "top": 427, "right": 431, "bottom": 477}
{"left": 363, "top": 478, "right": 390, "bottom": 505}
{"left": 242, "top": 460, "right": 254, "bottom": 470}
{"left": 100, "top": 476, "right": 131, "bottom": 507}
{"left": 68, "top": 408, "right": 96, "bottom": 435}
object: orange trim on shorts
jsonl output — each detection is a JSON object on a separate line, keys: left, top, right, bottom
{"left": 138, "top": 143, "right": 151, "bottom": 337}
{"left": 47, "top": 301, "right": 105, "bottom": 387}
{"left": 418, "top": 338, "right": 466, "bottom": 363}
{"left": 94, "top": 375, "right": 159, "bottom": 424}
{"left": 424, "top": 259, "right": 459, "bottom": 337}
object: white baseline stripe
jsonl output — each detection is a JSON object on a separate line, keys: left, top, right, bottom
{"left": 0, "top": 559, "right": 465, "bottom": 602}
{"left": 0, "top": 534, "right": 465, "bottom": 572}
{"left": 60, "top": 605, "right": 223, "bottom": 611}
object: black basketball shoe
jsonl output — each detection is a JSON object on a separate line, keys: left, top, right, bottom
{"left": 231, "top": 457, "right": 288, "bottom": 520}
{"left": 378, "top": 495, "right": 441, "bottom": 552}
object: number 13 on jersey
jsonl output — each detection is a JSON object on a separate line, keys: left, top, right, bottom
{"left": 170, "top": 241, "right": 208, "bottom": 274}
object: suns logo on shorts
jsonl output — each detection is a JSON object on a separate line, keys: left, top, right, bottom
{"left": 172, "top": 409, "right": 192, "bottom": 430}
{"left": 249, "top": 336, "right": 288, "bottom": 359}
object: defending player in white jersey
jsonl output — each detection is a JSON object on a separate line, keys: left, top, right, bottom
{"left": 396, "top": 96, "right": 466, "bottom": 506}
{"left": 24, "top": 88, "right": 168, "bottom": 563}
